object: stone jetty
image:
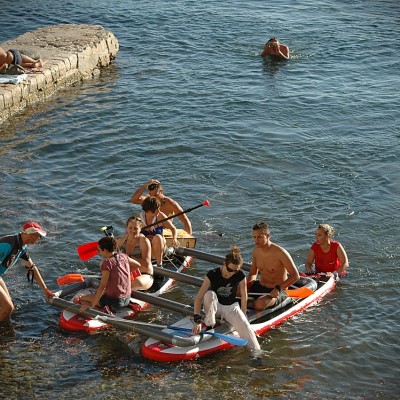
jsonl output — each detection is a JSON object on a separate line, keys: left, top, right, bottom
{"left": 0, "top": 24, "right": 119, "bottom": 124}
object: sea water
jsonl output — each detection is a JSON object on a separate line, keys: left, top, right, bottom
{"left": 0, "top": 1, "right": 399, "bottom": 399}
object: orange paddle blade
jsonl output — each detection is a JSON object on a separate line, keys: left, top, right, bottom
{"left": 57, "top": 273, "right": 84, "bottom": 286}
{"left": 77, "top": 241, "right": 99, "bottom": 261}
{"left": 285, "top": 287, "right": 314, "bottom": 298}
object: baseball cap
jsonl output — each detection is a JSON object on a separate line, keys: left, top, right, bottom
{"left": 22, "top": 221, "right": 47, "bottom": 237}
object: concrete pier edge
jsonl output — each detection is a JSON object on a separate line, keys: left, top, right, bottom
{"left": 0, "top": 24, "right": 119, "bottom": 125}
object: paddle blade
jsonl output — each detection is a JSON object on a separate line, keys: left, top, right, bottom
{"left": 168, "top": 326, "right": 248, "bottom": 346}
{"left": 77, "top": 241, "right": 99, "bottom": 261}
{"left": 202, "top": 200, "right": 210, "bottom": 207}
{"left": 57, "top": 273, "right": 84, "bottom": 286}
{"left": 286, "top": 287, "right": 314, "bottom": 298}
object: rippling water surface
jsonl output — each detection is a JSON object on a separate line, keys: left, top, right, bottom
{"left": 0, "top": 1, "right": 399, "bottom": 399}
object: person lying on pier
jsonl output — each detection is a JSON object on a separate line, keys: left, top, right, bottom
{"left": 139, "top": 196, "right": 179, "bottom": 268}
{"left": 305, "top": 223, "right": 349, "bottom": 277}
{"left": 117, "top": 216, "right": 154, "bottom": 291}
{"left": 247, "top": 222, "right": 300, "bottom": 311}
{"left": 260, "top": 37, "right": 290, "bottom": 61}
{"left": 192, "top": 246, "right": 260, "bottom": 350}
{"left": 79, "top": 237, "right": 135, "bottom": 315}
{"left": 131, "top": 179, "right": 192, "bottom": 234}
{"left": 0, "top": 47, "right": 44, "bottom": 73}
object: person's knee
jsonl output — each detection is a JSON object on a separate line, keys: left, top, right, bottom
{"left": 204, "top": 290, "right": 217, "bottom": 302}
{"left": 0, "top": 302, "right": 14, "bottom": 321}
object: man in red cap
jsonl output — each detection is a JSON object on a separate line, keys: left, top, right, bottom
{"left": 0, "top": 221, "right": 54, "bottom": 322}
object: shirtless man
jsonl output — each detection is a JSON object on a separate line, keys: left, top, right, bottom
{"left": 130, "top": 179, "right": 192, "bottom": 234}
{"left": 260, "top": 37, "right": 290, "bottom": 61}
{"left": 0, "top": 47, "right": 44, "bottom": 72}
{"left": 247, "top": 222, "right": 300, "bottom": 311}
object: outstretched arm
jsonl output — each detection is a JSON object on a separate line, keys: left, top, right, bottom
{"left": 192, "top": 276, "right": 211, "bottom": 334}
{"left": 24, "top": 258, "right": 54, "bottom": 299}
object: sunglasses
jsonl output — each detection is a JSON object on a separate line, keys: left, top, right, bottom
{"left": 148, "top": 184, "right": 159, "bottom": 191}
{"left": 225, "top": 264, "right": 239, "bottom": 274}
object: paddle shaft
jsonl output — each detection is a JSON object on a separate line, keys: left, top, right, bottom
{"left": 142, "top": 201, "right": 207, "bottom": 230}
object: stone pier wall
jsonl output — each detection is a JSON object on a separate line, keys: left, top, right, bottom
{"left": 0, "top": 24, "right": 119, "bottom": 125}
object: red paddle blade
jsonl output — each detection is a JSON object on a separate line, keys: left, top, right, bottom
{"left": 202, "top": 200, "right": 210, "bottom": 207}
{"left": 77, "top": 241, "right": 99, "bottom": 261}
{"left": 57, "top": 273, "right": 84, "bottom": 286}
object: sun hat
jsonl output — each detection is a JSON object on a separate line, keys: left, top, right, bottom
{"left": 22, "top": 221, "right": 47, "bottom": 237}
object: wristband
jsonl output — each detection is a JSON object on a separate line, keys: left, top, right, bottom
{"left": 193, "top": 314, "right": 202, "bottom": 324}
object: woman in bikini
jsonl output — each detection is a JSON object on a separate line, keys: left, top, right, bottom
{"left": 140, "top": 196, "right": 179, "bottom": 267}
{"left": 117, "top": 216, "right": 154, "bottom": 291}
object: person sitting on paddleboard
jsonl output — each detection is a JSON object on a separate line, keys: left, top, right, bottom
{"left": 117, "top": 216, "right": 154, "bottom": 291}
{"left": 130, "top": 179, "right": 192, "bottom": 234}
{"left": 261, "top": 37, "right": 290, "bottom": 60}
{"left": 305, "top": 224, "right": 349, "bottom": 277}
{"left": 79, "top": 237, "right": 136, "bottom": 314}
{"left": 0, "top": 222, "right": 54, "bottom": 322}
{"left": 192, "top": 246, "right": 260, "bottom": 350}
{"left": 247, "top": 222, "right": 300, "bottom": 311}
{"left": 140, "top": 196, "right": 179, "bottom": 268}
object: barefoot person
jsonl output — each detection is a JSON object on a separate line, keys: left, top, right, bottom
{"left": 248, "top": 222, "right": 300, "bottom": 311}
{"left": 79, "top": 237, "right": 136, "bottom": 314}
{"left": 140, "top": 197, "right": 179, "bottom": 268}
{"left": 131, "top": 179, "right": 192, "bottom": 234}
{"left": 0, "top": 222, "right": 54, "bottom": 322}
{"left": 117, "top": 216, "right": 154, "bottom": 291}
{"left": 261, "top": 37, "right": 290, "bottom": 60}
{"left": 192, "top": 246, "right": 260, "bottom": 350}
{"left": 305, "top": 223, "right": 349, "bottom": 277}
{"left": 0, "top": 47, "right": 44, "bottom": 72}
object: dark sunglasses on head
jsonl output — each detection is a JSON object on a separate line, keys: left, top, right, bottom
{"left": 148, "top": 183, "right": 159, "bottom": 191}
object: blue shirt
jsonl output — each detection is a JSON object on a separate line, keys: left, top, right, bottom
{"left": 0, "top": 234, "right": 30, "bottom": 276}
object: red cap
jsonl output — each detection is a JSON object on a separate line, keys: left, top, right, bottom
{"left": 22, "top": 221, "right": 47, "bottom": 237}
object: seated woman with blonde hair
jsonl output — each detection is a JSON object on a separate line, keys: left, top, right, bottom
{"left": 305, "top": 223, "right": 349, "bottom": 277}
{"left": 117, "top": 216, "right": 154, "bottom": 291}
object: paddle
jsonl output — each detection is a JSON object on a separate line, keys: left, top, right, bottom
{"left": 166, "top": 326, "right": 248, "bottom": 346}
{"left": 248, "top": 286, "right": 314, "bottom": 299}
{"left": 56, "top": 273, "right": 102, "bottom": 286}
{"left": 95, "top": 315, "right": 247, "bottom": 346}
{"left": 142, "top": 199, "right": 210, "bottom": 230}
{"left": 77, "top": 241, "right": 99, "bottom": 261}
{"left": 76, "top": 200, "right": 210, "bottom": 261}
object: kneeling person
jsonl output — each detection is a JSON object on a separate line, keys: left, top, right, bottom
{"left": 79, "top": 237, "right": 136, "bottom": 314}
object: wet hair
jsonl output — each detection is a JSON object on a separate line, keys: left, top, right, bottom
{"left": 267, "top": 37, "right": 278, "bottom": 43}
{"left": 252, "top": 222, "right": 270, "bottom": 235}
{"left": 98, "top": 236, "right": 117, "bottom": 252}
{"left": 148, "top": 183, "right": 160, "bottom": 191}
{"left": 126, "top": 215, "right": 142, "bottom": 227}
{"left": 317, "top": 224, "right": 335, "bottom": 238}
{"left": 142, "top": 196, "right": 161, "bottom": 213}
{"left": 224, "top": 246, "right": 243, "bottom": 267}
